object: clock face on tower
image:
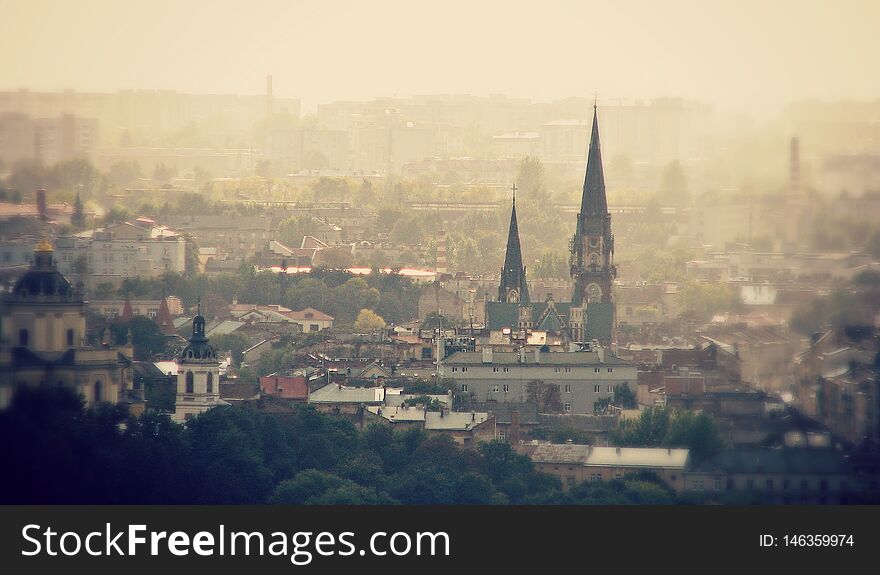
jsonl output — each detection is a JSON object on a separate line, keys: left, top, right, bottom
{"left": 507, "top": 290, "right": 519, "bottom": 303}
{"left": 586, "top": 283, "right": 602, "bottom": 303}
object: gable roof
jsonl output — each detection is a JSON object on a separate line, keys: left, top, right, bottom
{"left": 286, "top": 307, "right": 334, "bottom": 322}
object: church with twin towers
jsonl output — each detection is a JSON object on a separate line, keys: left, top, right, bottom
{"left": 487, "top": 104, "right": 616, "bottom": 345}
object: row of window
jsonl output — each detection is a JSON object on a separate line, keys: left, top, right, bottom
{"left": 451, "top": 366, "right": 616, "bottom": 374}
{"left": 458, "top": 383, "right": 618, "bottom": 394}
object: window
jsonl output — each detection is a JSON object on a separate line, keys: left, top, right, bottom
{"left": 94, "top": 380, "right": 102, "bottom": 403}
{"left": 566, "top": 477, "right": 575, "bottom": 487}
{"left": 503, "top": 367, "right": 510, "bottom": 373}
{"left": 462, "top": 367, "right": 468, "bottom": 372}
{"left": 491, "top": 385, "right": 500, "bottom": 393}
{"left": 19, "top": 329, "right": 28, "bottom": 347}
{"left": 502, "top": 384, "right": 509, "bottom": 393}
{"left": 714, "top": 478, "right": 722, "bottom": 491}
{"left": 594, "top": 367, "right": 600, "bottom": 373}
{"left": 564, "top": 402, "right": 572, "bottom": 412}
{"left": 452, "top": 367, "right": 458, "bottom": 372}
{"left": 766, "top": 479, "right": 774, "bottom": 490}
{"left": 590, "top": 474, "right": 602, "bottom": 483}
{"left": 607, "top": 368, "right": 613, "bottom": 373}
{"left": 498, "top": 432, "right": 506, "bottom": 441}
{"left": 67, "top": 329, "right": 74, "bottom": 347}
{"left": 607, "top": 385, "right": 614, "bottom": 393}
{"left": 594, "top": 385, "right": 601, "bottom": 393}
{"left": 783, "top": 479, "right": 791, "bottom": 490}
{"left": 693, "top": 479, "right": 704, "bottom": 491}
{"left": 460, "top": 384, "right": 468, "bottom": 392}
{"left": 310, "top": 324, "right": 319, "bottom": 332}
{"left": 800, "top": 479, "right": 809, "bottom": 490}
{"left": 493, "top": 367, "right": 499, "bottom": 372}
{"left": 186, "top": 371, "right": 194, "bottom": 393}
{"left": 565, "top": 367, "right": 571, "bottom": 373}
{"left": 746, "top": 479, "right": 754, "bottom": 489}
{"left": 554, "top": 368, "right": 560, "bottom": 373}
{"left": 206, "top": 372, "right": 213, "bottom": 393}
{"left": 565, "top": 384, "right": 572, "bottom": 393}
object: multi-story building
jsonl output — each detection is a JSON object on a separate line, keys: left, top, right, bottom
{"left": 0, "top": 112, "right": 98, "bottom": 165}
{"left": 439, "top": 346, "right": 637, "bottom": 415}
{"left": 162, "top": 215, "right": 270, "bottom": 260}
{"left": 54, "top": 220, "right": 186, "bottom": 280}
{"left": 518, "top": 442, "right": 691, "bottom": 491}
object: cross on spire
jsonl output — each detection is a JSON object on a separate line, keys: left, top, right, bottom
{"left": 511, "top": 182, "right": 517, "bottom": 205}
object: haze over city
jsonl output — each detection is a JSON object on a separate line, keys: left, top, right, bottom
{"left": 2, "top": 0, "right": 879, "bottom": 115}
{"left": 1, "top": 0, "right": 880, "bottom": 515}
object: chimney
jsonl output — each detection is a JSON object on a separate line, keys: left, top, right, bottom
{"left": 471, "top": 411, "right": 475, "bottom": 421}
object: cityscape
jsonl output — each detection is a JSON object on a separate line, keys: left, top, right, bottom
{"left": 1, "top": 0, "right": 879, "bottom": 506}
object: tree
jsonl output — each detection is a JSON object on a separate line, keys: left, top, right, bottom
{"left": 111, "top": 316, "right": 167, "bottom": 360}
{"left": 660, "top": 160, "right": 689, "bottom": 206}
{"left": 612, "top": 407, "right": 724, "bottom": 465}
{"left": 71, "top": 192, "right": 86, "bottom": 228}
{"left": 152, "top": 163, "right": 176, "bottom": 184}
{"left": 613, "top": 382, "right": 637, "bottom": 409}
{"left": 525, "top": 379, "right": 562, "bottom": 413}
{"left": 354, "top": 309, "right": 385, "bottom": 333}
{"left": 210, "top": 333, "right": 253, "bottom": 367}
{"left": 277, "top": 215, "right": 319, "bottom": 248}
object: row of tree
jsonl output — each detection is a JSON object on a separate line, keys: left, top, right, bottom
{"left": 1, "top": 388, "right": 683, "bottom": 505}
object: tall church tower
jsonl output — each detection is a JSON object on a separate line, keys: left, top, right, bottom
{"left": 570, "top": 105, "right": 616, "bottom": 342}
{"left": 173, "top": 304, "right": 224, "bottom": 422}
{"left": 498, "top": 184, "right": 530, "bottom": 304}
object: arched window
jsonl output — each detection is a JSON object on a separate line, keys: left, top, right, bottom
{"left": 206, "top": 371, "right": 213, "bottom": 393}
{"left": 94, "top": 380, "right": 102, "bottom": 403}
{"left": 67, "top": 329, "right": 75, "bottom": 347}
{"left": 19, "top": 329, "right": 28, "bottom": 347}
{"left": 186, "top": 371, "right": 194, "bottom": 393}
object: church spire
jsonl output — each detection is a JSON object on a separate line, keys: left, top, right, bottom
{"left": 578, "top": 104, "right": 608, "bottom": 227}
{"left": 498, "top": 183, "right": 529, "bottom": 304}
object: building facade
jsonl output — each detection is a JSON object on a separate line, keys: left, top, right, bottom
{"left": 440, "top": 347, "right": 637, "bottom": 415}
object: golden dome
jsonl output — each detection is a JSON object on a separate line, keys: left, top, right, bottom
{"left": 35, "top": 238, "right": 54, "bottom": 252}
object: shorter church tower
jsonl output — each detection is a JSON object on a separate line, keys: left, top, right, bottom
{"left": 498, "top": 184, "right": 530, "bottom": 305}
{"left": 173, "top": 305, "right": 225, "bottom": 422}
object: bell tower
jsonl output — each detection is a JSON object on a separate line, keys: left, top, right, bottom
{"left": 173, "top": 303, "right": 223, "bottom": 422}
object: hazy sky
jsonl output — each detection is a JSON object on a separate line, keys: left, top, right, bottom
{"left": 1, "top": 0, "right": 878, "bottom": 114}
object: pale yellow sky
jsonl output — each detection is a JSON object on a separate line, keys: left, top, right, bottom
{"left": 1, "top": 0, "right": 878, "bottom": 114}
